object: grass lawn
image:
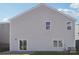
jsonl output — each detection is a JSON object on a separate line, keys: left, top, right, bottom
{"left": 1, "top": 48, "right": 79, "bottom": 55}
{"left": 30, "top": 51, "right": 79, "bottom": 55}
{"left": 0, "top": 48, "right": 9, "bottom": 52}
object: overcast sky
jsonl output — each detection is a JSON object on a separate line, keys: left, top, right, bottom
{"left": 0, "top": 3, "right": 79, "bottom": 24}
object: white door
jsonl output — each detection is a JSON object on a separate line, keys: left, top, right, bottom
{"left": 19, "top": 40, "right": 27, "bottom": 50}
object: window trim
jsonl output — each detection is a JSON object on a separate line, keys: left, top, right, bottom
{"left": 53, "top": 40, "right": 63, "bottom": 47}
{"left": 67, "top": 22, "right": 72, "bottom": 30}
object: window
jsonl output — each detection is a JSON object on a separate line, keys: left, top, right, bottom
{"left": 59, "top": 41, "right": 63, "bottom": 47}
{"left": 67, "top": 26, "right": 71, "bottom": 30}
{"left": 67, "top": 22, "right": 72, "bottom": 30}
{"left": 53, "top": 41, "right": 57, "bottom": 47}
{"left": 46, "top": 22, "right": 50, "bottom": 30}
{"left": 53, "top": 40, "right": 63, "bottom": 47}
{"left": 19, "top": 40, "right": 27, "bottom": 50}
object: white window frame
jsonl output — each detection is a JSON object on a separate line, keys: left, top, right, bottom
{"left": 53, "top": 40, "right": 63, "bottom": 47}
{"left": 67, "top": 22, "right": 72, "bottom": 30}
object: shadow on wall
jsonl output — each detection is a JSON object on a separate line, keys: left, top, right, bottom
{"left": 76, "top": 40, "right": 79, "bottom": 51}
{"left": 0, "top": 43, "right": 9, "bottom": 52}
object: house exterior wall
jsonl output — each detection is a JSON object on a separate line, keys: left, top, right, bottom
{"left": 75, "top": 24, "right": 79, "bottom": 40}
{"left": 10, "top": 5, "right": 75, "bottom": 51}
{"left": 0, "top": 22, "right": 10, "bottom": 49}
{"left": 0, "top": 22, "right": 10, "bottom": 44}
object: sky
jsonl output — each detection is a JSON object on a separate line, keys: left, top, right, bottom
{"left": 0, "top": 3, "right": 79, "bottom": 24}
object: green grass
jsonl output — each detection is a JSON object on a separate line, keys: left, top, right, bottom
{"left": 30, "top": 51, "right": 79, "bottom": 55}
{"left": 0, "top": 48, "right": 9, "bottom": 52}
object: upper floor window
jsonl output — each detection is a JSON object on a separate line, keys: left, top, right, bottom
{"left": 67, "top": 22, "right": 72, "bottom": 30}
{"left": 67, "top": 26, "right": 71, "bottom": 30}
{"left": 46, "top": 22, "right": 50, "bottom": 30}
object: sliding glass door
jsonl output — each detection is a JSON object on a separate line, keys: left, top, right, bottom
{"left": 19, "top": 40, "right": 27, "bottom": 50}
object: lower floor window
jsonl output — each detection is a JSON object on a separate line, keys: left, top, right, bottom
{"left": 19, "top": 40, "right": 27, "bottom": 50}
{"left": 53, "top": 40, "right": 63, "bottom": 47}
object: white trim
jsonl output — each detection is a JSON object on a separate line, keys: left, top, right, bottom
{"left": 9, "top": 22, "right": 11, "bottom": 51}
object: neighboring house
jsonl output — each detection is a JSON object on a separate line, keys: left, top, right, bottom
{"left": 75, "top": 24, "right": 79, "bottom": 50}
{"left": 0, "top": 22, "right": 10, "bottom": 49}
{"left": 75, "top": 24, "right": 79, "bottom": 40}
{"left": 9, "top": 4, "right": 75, "bottom": 51}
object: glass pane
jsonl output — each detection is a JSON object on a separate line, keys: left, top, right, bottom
{"left": 20, "top": 40, "right": 22, "bottom": 50}
{"left": 46, "top": 26, "right": 50, "bottom": 30}
{"left": 53, "top": 41, "right": 57, "bottom": 47}
{"left": 46, "top": 22, "right": 50, "bottom": 30}
{"left": 19, "top": 40, "right": 27, "bottom": 50}
{"left": 46, "top": 22, "right": 50, "bottom": 25}
{"left": 67, "top": 26, "right": 71, "bottom": 30}
{"left": 24, "top": 40, "right": 27, "bottom": 50}
{"left": 59, "top": 41, "right": 63, "bottom": 47}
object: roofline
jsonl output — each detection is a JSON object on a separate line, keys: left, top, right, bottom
{"left": 0, "top": 21, "right": 10, "bottom": 24}
{"left": 45, "top": 5, "right": 76, "bottom": 21}
{"left": 9, "top": 4, "right": 39, "bottom": 21}
{"left": 9, "top": 3, "right": 76, "bottom": 21}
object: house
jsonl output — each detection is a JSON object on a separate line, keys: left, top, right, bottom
{"left": 75, "top": 24, "right": 79, "bottom": 50}
{"left": 9, "top": 4, "right": 75, "bottom": 51}
{"left": 75, "top": 24, "right": 79, "bottom": 40}
{"left": 0, "top": 22, "right": 10, "bottom": 50}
